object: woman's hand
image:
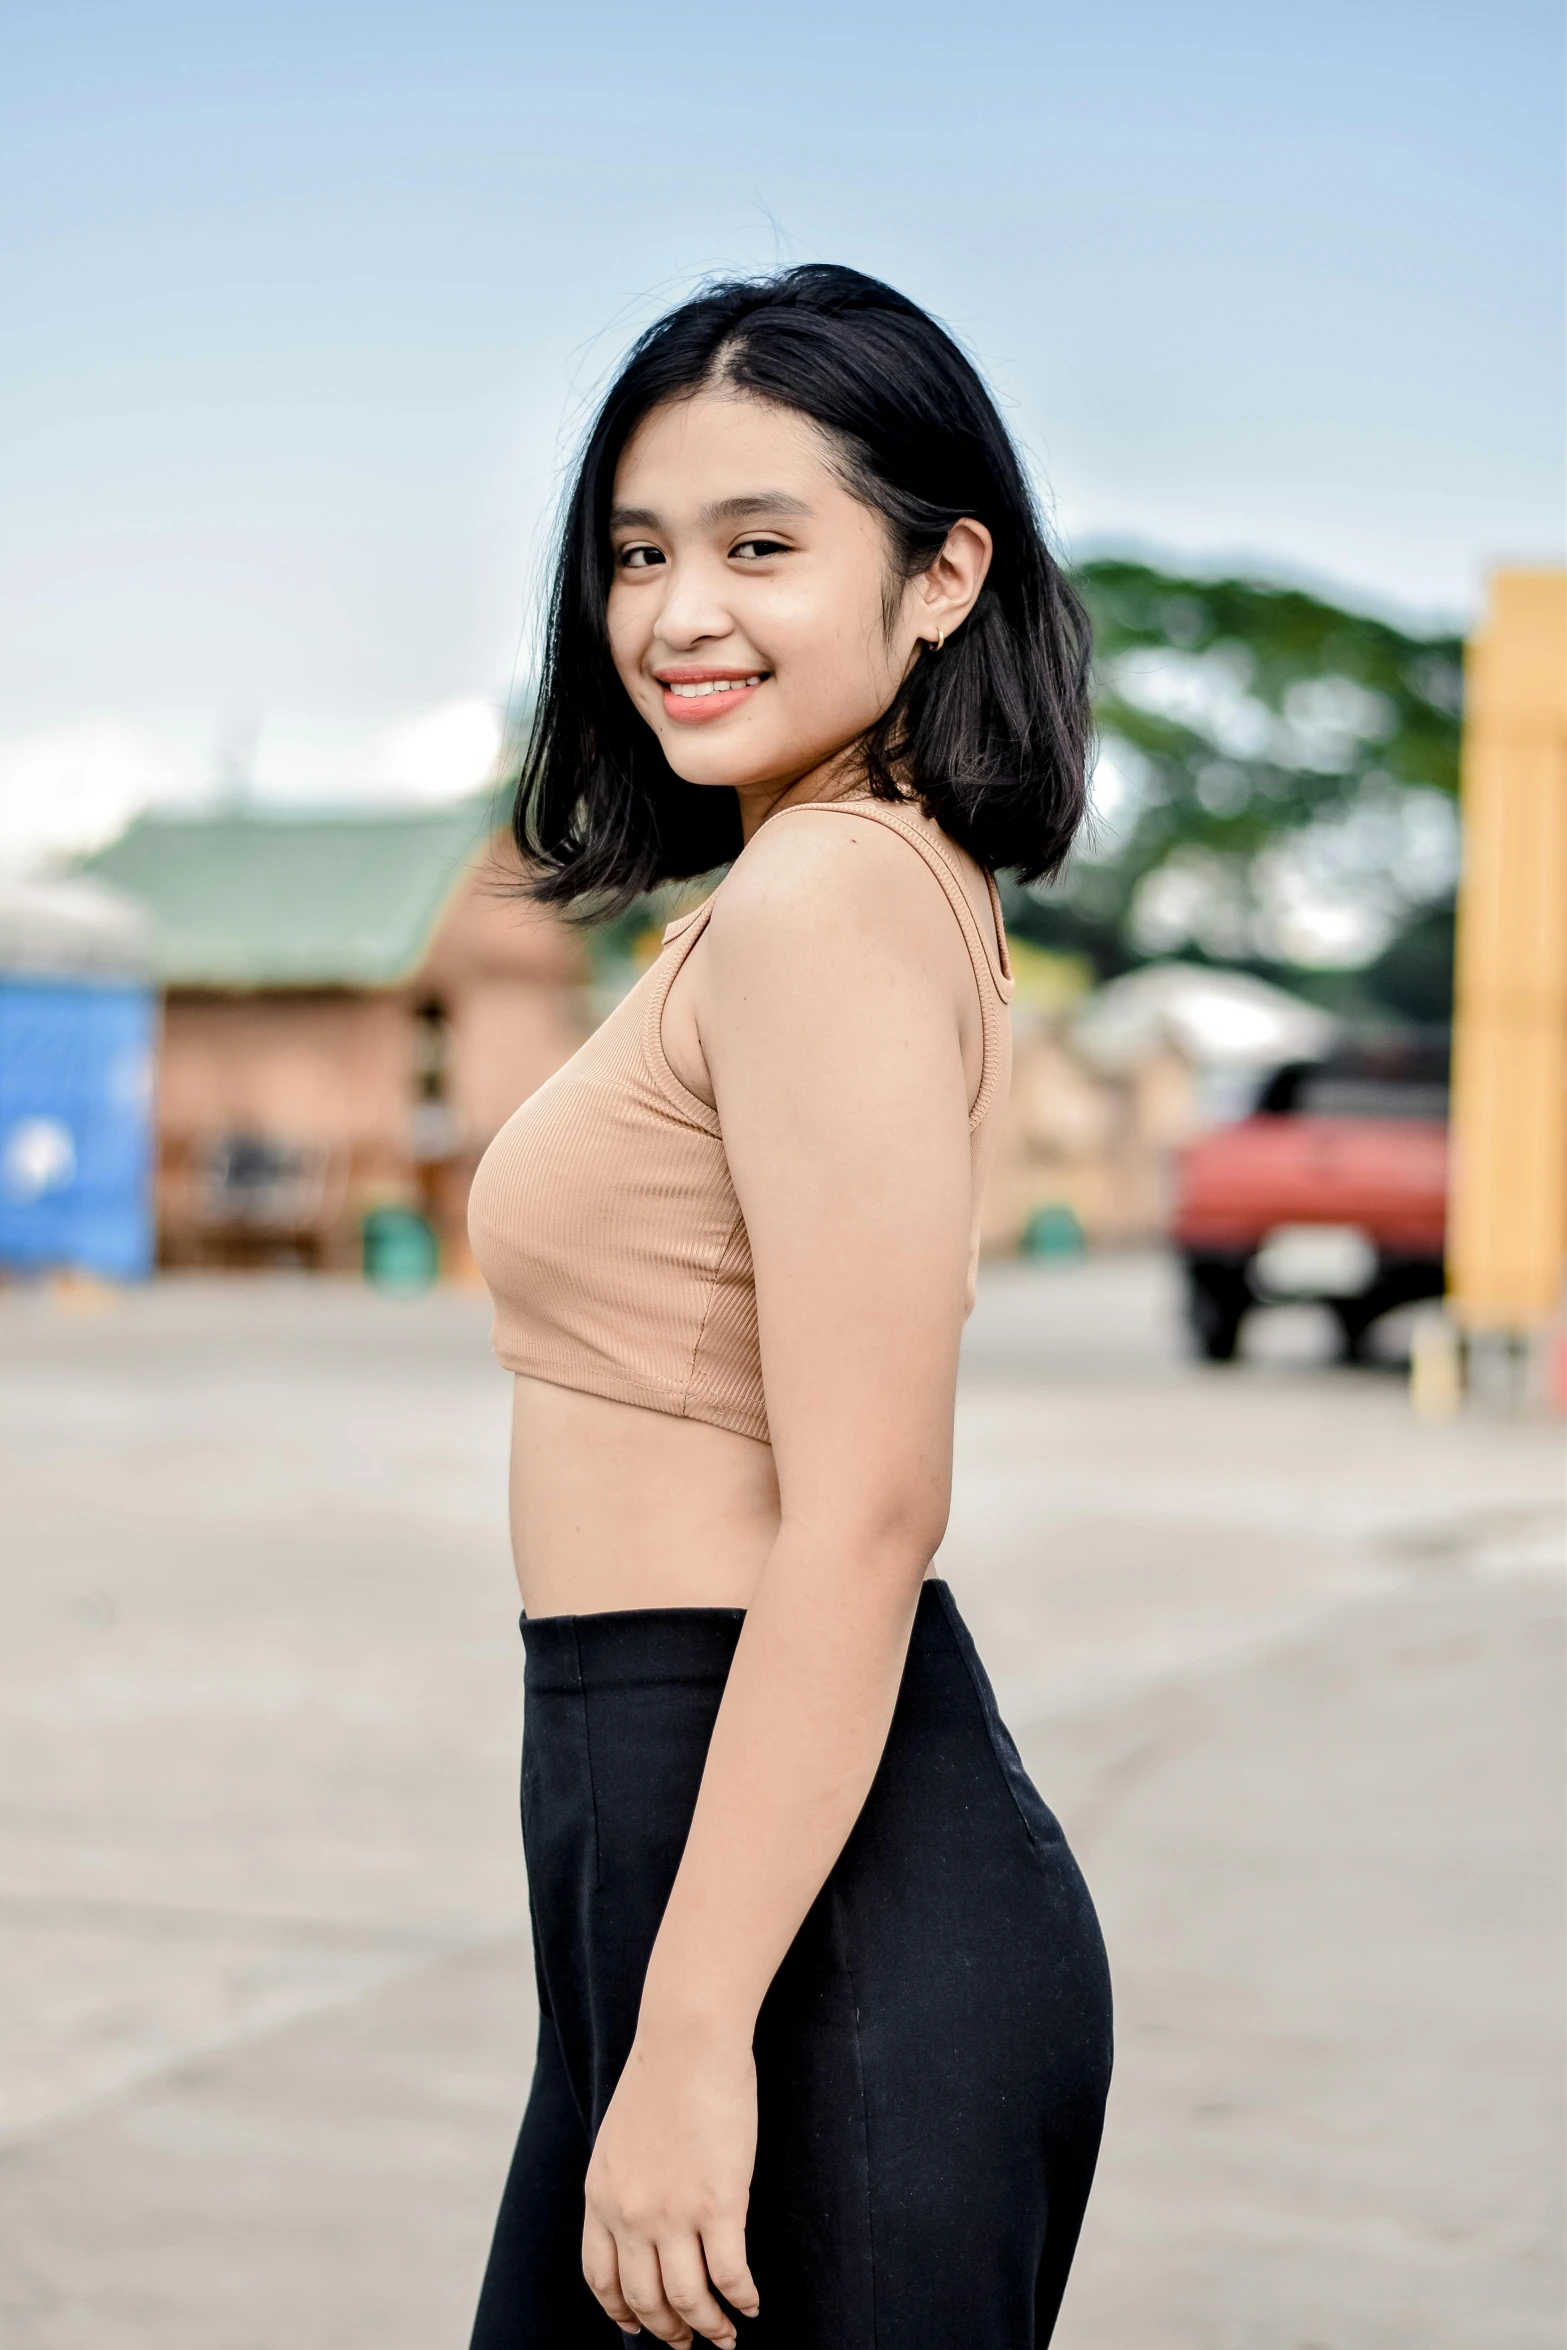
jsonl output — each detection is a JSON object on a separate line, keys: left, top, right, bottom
{"left": 582, "top": 2020, "right": 761, "bottom": 2347}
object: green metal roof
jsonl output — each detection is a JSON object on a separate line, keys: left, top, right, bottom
{"left": 79, "top": 798, "right": 497, "bottom": 989}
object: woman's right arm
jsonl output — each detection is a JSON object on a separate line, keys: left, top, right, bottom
{"left": 582, "top": 811, "right": 981, "bottom": 2346}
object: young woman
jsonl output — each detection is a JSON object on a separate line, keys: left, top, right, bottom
{"left": 467, "top": 264, "right": 1112, "bottom": 2350}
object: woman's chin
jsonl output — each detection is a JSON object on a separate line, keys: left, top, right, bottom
{"left": 660, "top": 743, "right": 777, "bottom": 795}
{"left": 659, "top": 732, "right": 849, "bottom": 800}
{"left": 664, "top": 762, "right": 750, "bottom": 794}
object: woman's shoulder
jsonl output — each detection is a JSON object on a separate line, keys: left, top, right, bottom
{"left": 707, "top": 795, "right": 965, "bottom": 957}
{"left": 719, "top": 792, "right": 1005, "bottom": 986}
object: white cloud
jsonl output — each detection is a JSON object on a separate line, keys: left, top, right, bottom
{"left": 0, "top": 701, "right": 505, "bottom": 871}
{"left": 0, "top": 720, "right": 211, "bottom": 874}
{"left": 249, "top": 702, "right": 503, "bottom": 806}
{"left": 368, "top": 701, "right": 502, "bottom": 802}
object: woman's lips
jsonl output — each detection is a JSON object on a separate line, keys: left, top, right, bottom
{"left": 657, "top": 672, "right": 767, "bottom": 726}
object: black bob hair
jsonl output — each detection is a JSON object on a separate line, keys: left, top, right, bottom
{"left": 514, "top": 263, "right": 1091, "bottom": 912}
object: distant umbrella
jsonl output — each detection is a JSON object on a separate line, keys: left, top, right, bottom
{"left": 1069, "top": 961, "right": 1337, "bottom": 1075}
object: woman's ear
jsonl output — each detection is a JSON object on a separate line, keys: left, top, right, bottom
{"left": 913, "top": 518, "right": 993, "bottom": 649}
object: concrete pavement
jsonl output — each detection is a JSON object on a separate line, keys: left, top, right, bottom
{"left": 0, "top": 1260, "right": 1560, "bottom": 2347}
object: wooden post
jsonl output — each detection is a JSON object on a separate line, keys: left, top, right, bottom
{"left": 1447, "top": 571, "right": 1567, "bottom": 1358}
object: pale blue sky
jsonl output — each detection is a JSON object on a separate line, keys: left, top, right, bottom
{"left": 0, "top": 0, "right": 1560, "bottom": 849}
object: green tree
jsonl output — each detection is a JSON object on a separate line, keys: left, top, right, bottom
{"left": 1009, "top": 559, "right": 1463, "bottom": 1009}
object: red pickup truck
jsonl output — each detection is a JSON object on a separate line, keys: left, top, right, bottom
{"left": 1172, "top": 1046, "right": 1450, "bottom": 1362}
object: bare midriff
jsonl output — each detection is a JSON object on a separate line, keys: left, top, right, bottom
{"left": 509, "top": 1375, "right": 782, "bottom": 1619}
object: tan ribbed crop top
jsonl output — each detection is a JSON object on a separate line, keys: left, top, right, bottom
{"left": 467, "top": 797, "right": 1014, "bottom": 1444}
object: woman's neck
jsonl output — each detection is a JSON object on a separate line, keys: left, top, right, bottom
{"left": 734, "top": 753, "right": 871, "bottom": 844}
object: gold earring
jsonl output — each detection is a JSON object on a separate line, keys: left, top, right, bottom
{"left": 934, "top": 626, "right": 946, "bottom": 652}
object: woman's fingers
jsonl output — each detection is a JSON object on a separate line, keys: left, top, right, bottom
{"left": 585, "top": 2187, "right": 754, "bottom": 2348}
{"left": 701, "top": 2217, "right": 761, "bottom": 2323}
{"left": 616, "top": 2237, "right": 693, "bottom": 2347}
{"left": 581, "top": 2214, "right": 641, "bottom": 2335}
{"left": 657, "top": 2235, "right": 739, "bottom": 2348}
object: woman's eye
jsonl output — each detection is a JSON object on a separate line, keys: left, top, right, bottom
{"left": 731, "top": 536, "right": 791, "bottom": 561}
{"left": 617, "top": 544, "right": 665, "bottom": 570}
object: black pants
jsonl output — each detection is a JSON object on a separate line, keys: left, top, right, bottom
{"left": 471, "top": 1582, "right": 1112, "bottom": 2348}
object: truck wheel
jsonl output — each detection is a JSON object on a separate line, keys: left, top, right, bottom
{"left": 1186, "top": 1262, "right": 1247, "bottom": 1362}
{"left": 1332, "top": 1302, "right": 1376, "bottom": 1365}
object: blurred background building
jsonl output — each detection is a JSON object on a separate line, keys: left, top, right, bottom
{"left": 76, "top": 800, "right": 584, "bottom": 1278}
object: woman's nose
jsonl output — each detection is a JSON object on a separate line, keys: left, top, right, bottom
{"left": 652, "top": 558, "right": 734, "bottom": 651}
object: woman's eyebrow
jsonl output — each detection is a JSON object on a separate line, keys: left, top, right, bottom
{"left": 705, "top": 492, "right": 812, "bottom": 523}
{"left": 609, "top": 491, "right": 813, "bottom": 532}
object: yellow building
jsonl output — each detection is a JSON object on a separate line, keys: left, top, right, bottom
{"left": 1447, "top": 571, "right": 1567, "bottom": 1369}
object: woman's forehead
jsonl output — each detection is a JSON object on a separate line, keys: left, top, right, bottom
{"left": 613, "top": 390, "right": 840, "bottom": 508}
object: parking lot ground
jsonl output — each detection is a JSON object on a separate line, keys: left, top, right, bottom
{"left": 0, "top": 1258, "right": 1561, "bottom": 2348}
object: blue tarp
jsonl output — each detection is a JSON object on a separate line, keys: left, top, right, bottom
{"left": 0, "top": 979, "right": 157, "bottom": 1278}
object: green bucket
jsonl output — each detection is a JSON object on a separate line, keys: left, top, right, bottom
{"left": 1020, "top": 1202, "right": 1086, "bottom": 1262}
{"left": 362, "top": 1206, "right": 440, "bottom": 1293}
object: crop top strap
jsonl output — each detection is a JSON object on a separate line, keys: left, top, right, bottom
{"left": 773, "top": 796, "right": 1014, "bottom": 1131}
{"left": 641, "top": 897, "right": 724, "bottom": 1135}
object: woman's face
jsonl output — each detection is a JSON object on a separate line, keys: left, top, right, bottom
{"left": 606, "top": 390, "right": 978, "bottom": 818}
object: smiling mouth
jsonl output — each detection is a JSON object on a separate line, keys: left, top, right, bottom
{"left": 663, "top": 674, "right": 766, "bottom": 699}
{"left": 657, "top": 671, "right": 769, "bottom": 725}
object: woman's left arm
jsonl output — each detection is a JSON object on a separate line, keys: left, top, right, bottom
{"left": 582, "top": 816, "right": 980, "bottom": 2348}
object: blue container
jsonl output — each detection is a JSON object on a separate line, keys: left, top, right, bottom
{"left": 0, "top": 979, "right": 157, "bottom": 1278}
{"left": 1020, "top": 1201, "right": 1087, "bottom": 1262}
{"left": 362, "top": 1205, "right": 440, "bottom": 1293}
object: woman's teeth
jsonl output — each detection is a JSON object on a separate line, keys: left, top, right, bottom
{"left": 666, "top": 676, "right": 763, "bottom": 698}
